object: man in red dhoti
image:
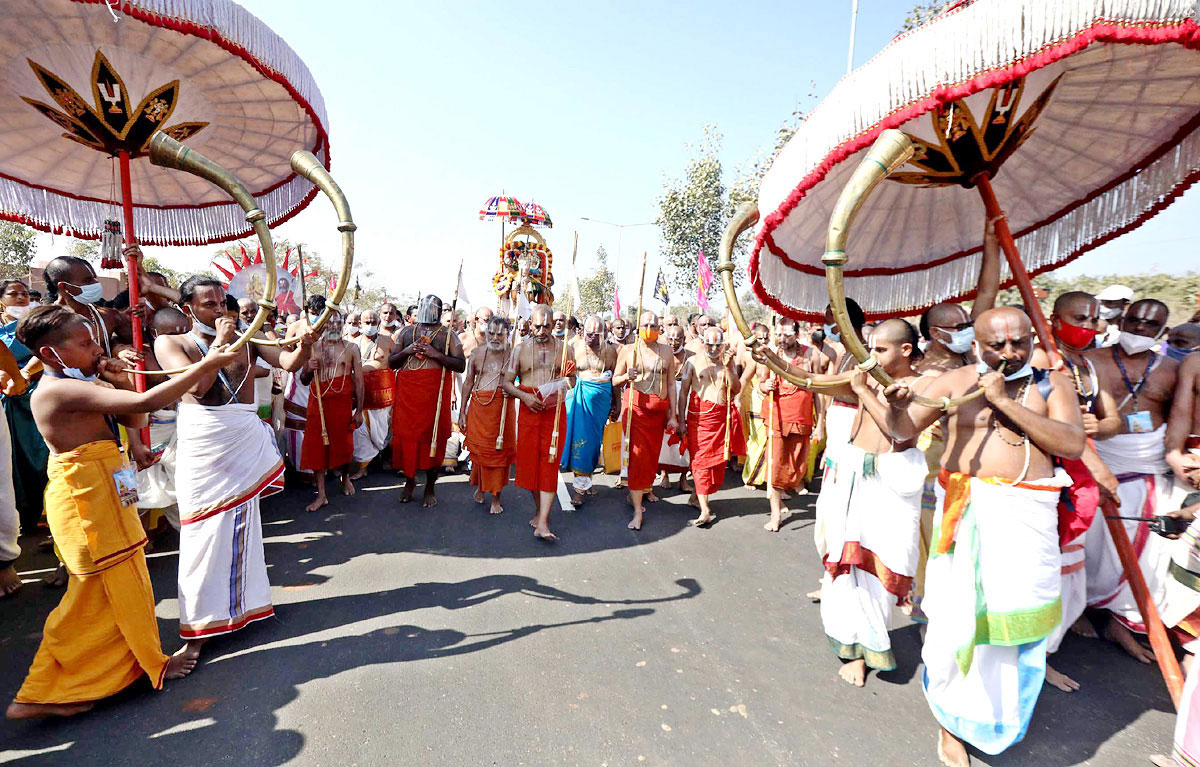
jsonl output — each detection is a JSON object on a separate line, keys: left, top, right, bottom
{"left": 503, "top": 306, "right": 576, "bottom": 541}
{"left": 614, "top": 311, "right": 678, "bottom": 530}
{"left": 678, "top": 327, "right": 745, "bottom": 526}
{"left": 460, "top": 317, "right": 516, "bottom": 515}
{"left": 388, "top": 295, "right": 465, "bottom": 507}
{"left": 299, "top": 310, "right": 364, "bottom": 512}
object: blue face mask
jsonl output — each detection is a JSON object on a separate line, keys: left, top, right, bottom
{"left": 49, "top": 348, "right": 96, "bottom": 382}
{"left": 1166, "top": 344, "right": 1197, "bottom": 363}
{"left": 66, "top": 281, "right": 104, "bottom": 305}
{"left": 823, "top": 323, "right": 840, "bottom": 344}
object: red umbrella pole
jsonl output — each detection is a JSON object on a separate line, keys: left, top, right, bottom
{"left": 972, "top": 173, "right": 1062, "bottom": 370}
{"left": 118, "top": 150, "right": 150, "bottom": 444}
{"left": 1102, "top": 498, "right": 1184, "bottom": 707}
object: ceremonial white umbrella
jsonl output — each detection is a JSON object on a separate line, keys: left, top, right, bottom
{"left": 749, "top": 0, "right": 1200, "bottom": 343}
{"left": 0, "top": 0, "right": 328, "bottom": 380}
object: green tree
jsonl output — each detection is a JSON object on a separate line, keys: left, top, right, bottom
{"left": 65, "top": 238, "right": 99, "bottom": 263}
{"left": 656, "top": 125, "right": 728, "bottom": 299}
{"left": 899, "top": 2, "right": 953, "bottom": 33}
{"left": 0, "top": 222, "right": 37, "bottom": 279}
{"left": 563, "top": 244, "right": 617, "bottom": 317}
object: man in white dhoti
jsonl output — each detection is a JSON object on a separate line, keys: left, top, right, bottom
{"left": 1084, "top": 298, "right": 1184, "bottom": 662}
{"left": 885, "top": 307, "right": 1085, "bottom": 767}
{"left": 350, "top": 310, "right": 395, "bottom": 480}
{"left": 156, "top": 277, "right": 313, "bottom": 660}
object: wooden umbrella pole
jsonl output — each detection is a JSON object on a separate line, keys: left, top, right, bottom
{"left": 621, "top": 253, "right": 648, "bottom": 475}
{"left": 549, "top": 232, "right": 579, "bottom": 462}
{"left": 298, "top": 245, "right": 328, "bottom": 446}
{"left": 430, "top": 259, "right": 463, "bottom": 458}
{"left": 1102, "top": 498, "right": 1184, "bottom": 707}
{"left": 117, "top": 151, "right": 151, "bottom": 445}
{"left": 972, "top": 173, "right": 1062, "bottom": 369}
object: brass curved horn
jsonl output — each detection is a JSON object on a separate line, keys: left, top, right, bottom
{"left": 122, "top": 133, "right": 281, "bottom": 375}
{"left": 717, "top": 203, "right": 847, "bottom": 390}
{"left": 823, "top": 129, "right": 981, "bottom": 411}
{"left": 290, "top": 150, "right": 355, "bottom": 334}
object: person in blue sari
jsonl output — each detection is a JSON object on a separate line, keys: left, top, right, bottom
{"left": 560, "top": 315, "right": 617, "bottom": 505}
{"left": 0, "top": 279, "right": 49, "bottom": 532}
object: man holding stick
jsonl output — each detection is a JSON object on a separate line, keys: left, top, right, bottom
{"left": 504, "top": 305, "right": 576, "bottom": 541}
{"left": 299, "top": 309, "right": 363, "bottom": 512}
{"left": 613, "top": 311, "right": 678, "bottom": 530}
{"left": 677, "top": 327, "right": 744, "bottom": 527}
{"left": 461, "top": 316, "right": 516, "bottom": 515}
{"left": 389, "top": 295, "right": 465, "bottom": 507}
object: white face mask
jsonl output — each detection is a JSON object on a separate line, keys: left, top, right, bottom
{"left": 384, "top": 319, "right": 400, "bottom": 329}
{"left": 973, "top": 342, "right": 1033, "bottom": 380}
{"left": 5, "top": 304, "right": 30, "bottom": 320}
{"left": 823, "top": 323, "right": 840, "bottom": 344}
{"left": 49, "top": 348, "right": 96, "bottom": 381}
{"left": 937, "top": 326, "right": 975, "bottom": 354}
{"left": 363, "top": 324, "right": 380, "bottom": 337}
{"left": 187, "top": 309, "right": 218, "bottom": 337}
{"left": 67, "top": 282, "right": 104, "bottom": 305}
{"left": 28, "top": 301, "right": 41, "bottom": 309}
{"left": 1118, "top": 331, "right": 1160, "bottom": 355}
{"left": 1100, "top": 306, "right": 1123, "bottom": 320}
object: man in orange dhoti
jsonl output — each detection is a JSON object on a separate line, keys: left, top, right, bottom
{"left": 299, "top": 311, "right": 363, "bottom": 512}
{"left": 461, "top": 317, "right": 516, "bottom": 515}
{"left": 678, "top": 328, "right": 745, "bottom": 526}
{"left": 614, "top": 311, "right": 678, "bottom": 530}
{"left": 389, "top": 295, "right": 465, "bottom": 507}
{"left": 504, "top": 306, "right": 576, "bottom": 541}
{"left": 8, "top": 306, "right": 239, "bottom": 718}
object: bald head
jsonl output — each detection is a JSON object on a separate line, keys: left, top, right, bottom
{"left": 639, "top": 311, "right": 659, "bottom": 329}
{"left": 873, "top": 318, "right": 918, "bottom": 346}
{"left": 867, "top": 318, "right": 921, "bottom": 374}
{"left": 975, "top": 307, "right": 1033, "bottom": 374}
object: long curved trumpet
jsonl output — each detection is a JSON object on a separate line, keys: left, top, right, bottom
{"left": 717, "top": 203, "right": 847, "bottom": 390}
{"left": 124, "top": 133, "right": 281, "bottom": 375}
{"left": 823, "top": 129, "right": 980, "bottom": 411}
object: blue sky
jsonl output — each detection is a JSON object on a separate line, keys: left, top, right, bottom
{"left": 44, "top": 0, "right": 1197, "bottom": 308}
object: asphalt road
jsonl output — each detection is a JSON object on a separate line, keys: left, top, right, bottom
{"left": 0, "top": 467, "right": 1177, "bottom": 766}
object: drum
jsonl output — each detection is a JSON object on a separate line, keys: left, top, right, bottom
{"left": 363, "top": 368, "right": 396, "bottom": 410}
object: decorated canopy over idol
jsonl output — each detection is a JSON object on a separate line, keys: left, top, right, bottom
{"left": 0, "top": 0, "right": 329, "bottom": 246}
{"left": 749, "top": 0, "right": 1200, "bottom": 321}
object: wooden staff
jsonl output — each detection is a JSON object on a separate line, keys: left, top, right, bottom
{"left": 723, "top": 364, "right": 732, "bottom": 461}
{"left": 494, "top": 316, "right": 516, "bottom": 450}
{"left": 621, "top": 253, "right": 648, "bottom": 474}
{"left": 766, "top": 382, "right": 777, "bottom": 489}
{"left": 299, "top": 245, "right": 329, "bottom": 446}
{"left": 548, "top": 232, "right": 579, "bottom": 462}
{"left": 430, "top": 260, "right": 463, "bottom": 458}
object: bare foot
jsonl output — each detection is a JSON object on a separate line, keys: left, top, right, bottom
{"left": 341, "top": 476, "right": 356, "bottom": 496}
{"left": 533, "top": 526, "right": 558, "bottom": 542}
{"left": 628, "top": 510, "right": 643, "bottom": 530}
{"left": 398, "top": 478, "right": 416, "bottom": 503}
{"left": 0, "top": 565, "right": 23, "bottom": 597}
{"left": 1070, "top": 614, "right": 1098, "bottom": 639}
{"left": 646, "top": 490, "right": 659, "bottom": 503}
{"left": 687, "top": 494, "right": 701, "bottom": 509}
{"left": 837, "top": 659, "right": 867, "bottom": 687}
{"left": 6, "top": 701, "right": 95, "bottom": 720}
{"left": 473, "top": 489, "right": 485, "bottom": 504}
{"left": 530, "top": 517, "right": 538, "bottom": 528}
{"left": 657, "top": 472, "right": 670, "bottom": 489}
{"left": 764, "top": 520, "right": 780, "bottom": 532}
{"left": 349, "top": 465, "right": 368, "bottom": 481}
{"left": 42, "top": 564, "right": 67, "bottom": 588}
{"left": 305, "top": 494, "right": 329, "bottom": 513}
{"left": 165, "top": 648, "right": 199, "bottom": 680}
{"left": 794, "top": 487, "right": 809, "bottom": 496}
{"left": 421, "top": 487, "right": 438, "bottom": 508}
{"left": 937, "top": 728, "right": 970, "bottom": 767}
{"left": 1044, "top": 662, "right": 1080, "bottom": 692}
{"left": 806, "top": 588, "right": 822, "bottom": 602}
{"left": 1104, "top": 618, "right": 1155, "bottom": 663}
{"left": 689, "top": 514, "right": 714, "bottom": 528}
{"left": 615, "top": 478, "right": 626, "bottom": 490}
{"left": 489, "top": 501, "right": 504, "bottom": 515}
{"left": 680, "top": 478, "right": 693, "bottom": 493}
{"left": 570, "top": 491, "right": 584, "bottom": 506}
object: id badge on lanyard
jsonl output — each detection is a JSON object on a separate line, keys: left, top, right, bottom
{"left": 112, "top": 455, "right": 139, "bottom": 508}
{"left": 1126, "top": 410, "right": 1154, "bottom": 434}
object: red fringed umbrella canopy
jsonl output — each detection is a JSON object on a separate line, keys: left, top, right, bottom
{"left": 0, "top": 0, "right": 329, "bottom": 246}
{"left": 522, "top": 201, "right": 552, "bottom": 228}
{"left": 478, "top": 195, "right": 526, "bottom": 225}
{"left": 750, "top": 0, "right": 1200, "bottom": 321}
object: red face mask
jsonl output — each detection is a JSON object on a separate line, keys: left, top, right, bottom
{"left": 1055, "top": 318, "right": 1100, "bottom": 350}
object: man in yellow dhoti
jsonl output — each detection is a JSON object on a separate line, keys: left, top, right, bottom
{"left": 7, "top": 306, "right": 236, "bottom": 719}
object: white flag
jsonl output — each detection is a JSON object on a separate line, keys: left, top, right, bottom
{"left": 456, "top": 266, "right": 471, "bottom": 307}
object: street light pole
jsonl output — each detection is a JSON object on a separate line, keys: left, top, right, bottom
{"left": 579, "top": 216, "right": 656, "bottom": 275}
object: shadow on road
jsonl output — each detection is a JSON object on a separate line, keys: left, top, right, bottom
{"left": 0, "top": 574, "right": 700, "bottom": 765}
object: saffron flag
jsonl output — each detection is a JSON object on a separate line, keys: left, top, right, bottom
{"left": 654, "top": 267, "right": 670, "bottom": 306}
{"left": 696, "top": 249, "right": 714, "bottom": 311}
